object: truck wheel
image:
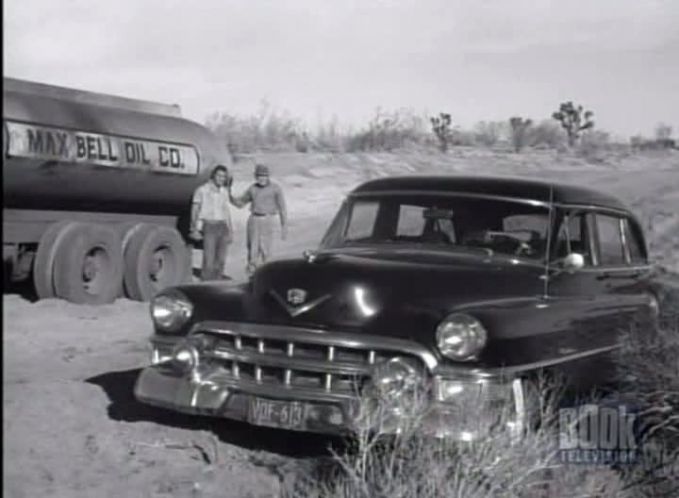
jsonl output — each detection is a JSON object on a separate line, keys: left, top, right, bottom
{"left": 33, "top": 221, "right": 78, "bottom": 299}
{"left": 52, "top": 223, "right": 124, "bottom": 304}
{"left": 115, "top": 222, "right": 148, "bottom": 297}
{"left": 123, "top": 224, "right": 190, "bottom": 301}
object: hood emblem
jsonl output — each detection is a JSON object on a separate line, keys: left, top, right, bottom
{"left": 270, "top": 289, "right": 331, "bottom": 317}
{"left": 287, "top": 288, "right": 307, "bottom": 305}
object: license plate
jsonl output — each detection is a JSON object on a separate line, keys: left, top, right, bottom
{"left": 248, "top": 397, "right": 307, "bottom": 430}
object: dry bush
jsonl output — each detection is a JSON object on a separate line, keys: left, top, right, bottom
{"left": 528, "top": 121, "right": 566, "bottom": 149}
{"left": 474, "top": 121, "right": 506, "bottom": 148}
{"left": 613, "top": 284, "right": 679, "bottom": 496}
{"left": 631, "top": 126, "right": 676, "bottom": 151}
{"left": 655, "top": 123, "right": 673, "bottom": 142}
{"left": 448, "top": 128, "right": 477, "bottom": 147}
{"left": 509, "top": 117, "right": 533, "bottom": 153}
{"left": 284, "top": 375, "right": 628, "bottom": 498}
{"left": 577, "top": 130, "right": 612, "bottom": 162}
{"left": 314, "top": 116, "right": 345, "bottom": 153}
{"left": 206, "top": 101, "right": 308, "bottom": 154}
{"left": 345, "top": 108, "right": 429, "bottom": 152}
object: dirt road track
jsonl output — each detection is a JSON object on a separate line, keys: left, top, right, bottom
{"left": 3, "top": 296, "right": 342, "bottom": 498}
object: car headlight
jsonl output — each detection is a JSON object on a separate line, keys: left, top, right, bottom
{"left": 150, "top": 290, "right": 193, "bottom": 333}
{"left": 436, "top": 313, "right": 487, "bottom": 361}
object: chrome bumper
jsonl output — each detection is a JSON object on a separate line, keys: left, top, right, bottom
{"left": 135, "top": 364, "right": 354, "bottom": 433}
{"left": 134, "top": 324, "right": 527, "bottom": 438}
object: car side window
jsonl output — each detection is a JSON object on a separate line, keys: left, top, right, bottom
{"left": 397, "top": 205, "right": 426, "bottom": 236}
{"left": 345, "top": 201, "right": 379, "bottom": 240}
{"left": 554, "top": 212, "right": 594, "bottom": 265}
{"left": 623, "top": 219, "right": 646, "bottom": 264}
{"left": 596, "top": 214, "right": 625, "bottom": 266}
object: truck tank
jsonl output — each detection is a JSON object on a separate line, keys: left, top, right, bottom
{"left": 3, "top": 78, "right": 233, "bottom": 304}
{"left": 3, "top": 78, "right": 231, "bottom": 214}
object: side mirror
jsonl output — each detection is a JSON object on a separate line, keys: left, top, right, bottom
{"left": 559, "top": 252, "right": 585, "bottom": 274}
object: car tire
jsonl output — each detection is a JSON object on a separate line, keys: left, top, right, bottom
{"left": 52, "top": 222, "right": 124, "bottom": 304}
{"left": 123, "top": 224, "right": 190, "bottom": 301}
{"left": 32, "top": 220, "right": 79, "bottom": 299}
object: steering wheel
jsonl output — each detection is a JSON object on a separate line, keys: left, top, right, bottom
{"left": 487, "top": 232, "right": 536, "bottom": 257}
{"left": 514, "top": 240, "right": 535, "bottom": 256}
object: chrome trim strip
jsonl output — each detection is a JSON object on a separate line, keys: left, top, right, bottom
{"left": 435, "top": 344, "right": 621, "bottom": 378}
{"left": 350, "top": 190, "right": 550, "bottom": 208}
{"left": 577, "top": 264, "right": 652, "bottom": 273}
{"left": 192, "top": 321, "right": 439, "bottom": 370}
{"left": 349, "top": 191, "right": 634, "bottom": 217}
{"left": 203, "top": 349, "right": 371, "bottom": 376}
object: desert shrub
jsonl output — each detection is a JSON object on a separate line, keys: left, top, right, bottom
{"left": 448, "top": 127, "right": 476, "bottom": 147}
{"left": 284, "top": 375, "right": 630, "bottom": 498}
{"left": 613, "top": 285, "right": 679, "bottom": 496}
{"left": 578, "top": 130, "right": 611, "bottom": 161}
{"left": 345, "top": 108, "right": 428, "bottom": 152}
{"left": 655, "top": 123, "right": 673, "bottom": 142}
{"left": 528, "top": 120, "right": 566, "bottom": 149}
{"left": 206, "top": 101, "right": 308, "bottom": 153}
{"left": 314, "top": 116, "right": 345, "bottom": 153}
{"left": 509, "top": 117, "right": 533, "bottom": 153}
{"left": 631, "top": 125, "right": 677, "bottom": 151}
{"left": 429, "top": 113, "right": 453, "bottom": 152}
{"left": 474, "top": 121, "right": 505, "bottom": 147}
{"left": 552, "top": 101, "right": 595, "bottom": 147}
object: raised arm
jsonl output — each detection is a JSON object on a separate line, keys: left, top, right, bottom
{"left": 229, "top": 185, "right": 252, "bottom": 209}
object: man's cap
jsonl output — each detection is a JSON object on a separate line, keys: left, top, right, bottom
{"left": 254, "top": 164, "right": 270, "bottom": 176}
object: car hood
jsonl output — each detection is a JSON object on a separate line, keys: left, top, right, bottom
{"left": 237, "top": 247, "right": 544, "bottom": 333}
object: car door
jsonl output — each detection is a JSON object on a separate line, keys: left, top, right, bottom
{"left": 546, "top": 208, "right": 655, "bottom": 393}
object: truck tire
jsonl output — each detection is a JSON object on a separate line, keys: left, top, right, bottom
{"left": 123, "top": 224, "right": 190, "bottom": 301}
{"left": 115, "top": 222, "right": 148, "bottom": 297}
{"left": 33, "top": 221, "right": 79, "bottom": 299}
{"left": 52, "top": 223, "right": 124, "bottom": 304}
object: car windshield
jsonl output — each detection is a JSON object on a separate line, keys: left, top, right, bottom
{"left": 321, "top": 194, "right": 551, "bottom": 261}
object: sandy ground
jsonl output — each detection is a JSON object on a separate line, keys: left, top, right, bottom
{"left": 4, "top": 149, "right": 679, "bottom": 497}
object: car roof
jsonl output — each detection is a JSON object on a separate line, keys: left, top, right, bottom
{"left": 350, "top": 175, "right": 629, "bottom": 212}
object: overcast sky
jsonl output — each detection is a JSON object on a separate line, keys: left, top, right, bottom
{"left": 4, "top": 0, "right": 678, "bottom": 137}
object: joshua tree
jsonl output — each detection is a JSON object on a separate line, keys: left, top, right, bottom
{"left": 430, "top": 113, "right": 452, "bottom": 152}
{"left": 552, "top": 101, "right": 594, "bottom": 147}
{"left": 509, "top": 117, "right": 533, "bottom": 153}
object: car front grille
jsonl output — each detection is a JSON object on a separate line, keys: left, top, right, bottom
{"left": 192, "top": 321, "right": 433, "bottom": 397}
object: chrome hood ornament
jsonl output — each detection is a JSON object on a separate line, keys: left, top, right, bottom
{"left": 270, "top": 288, "right": 331, "bottom": 317}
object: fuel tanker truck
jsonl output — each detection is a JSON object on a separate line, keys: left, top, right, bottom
{"left": 3, "top": 77, "right": 232, "bottom": 304}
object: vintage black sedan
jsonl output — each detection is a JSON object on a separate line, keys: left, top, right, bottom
{"left": 134, "top": 176, "right": 659, "bottom": 439}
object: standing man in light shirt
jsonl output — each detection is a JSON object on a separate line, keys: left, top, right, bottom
{"left": 229, "top": 163, "right": 287, "bottom": 275}
{"left": 190, "top": 165, "right": 234, "bottom": 281}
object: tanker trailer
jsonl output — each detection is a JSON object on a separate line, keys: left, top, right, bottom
{"left": 2, "top": 77, "right": 232, "bottom": 304}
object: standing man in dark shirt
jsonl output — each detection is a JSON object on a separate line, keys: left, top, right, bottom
{"left": 229, "top": 164, "right": 287, "bottom": 275}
